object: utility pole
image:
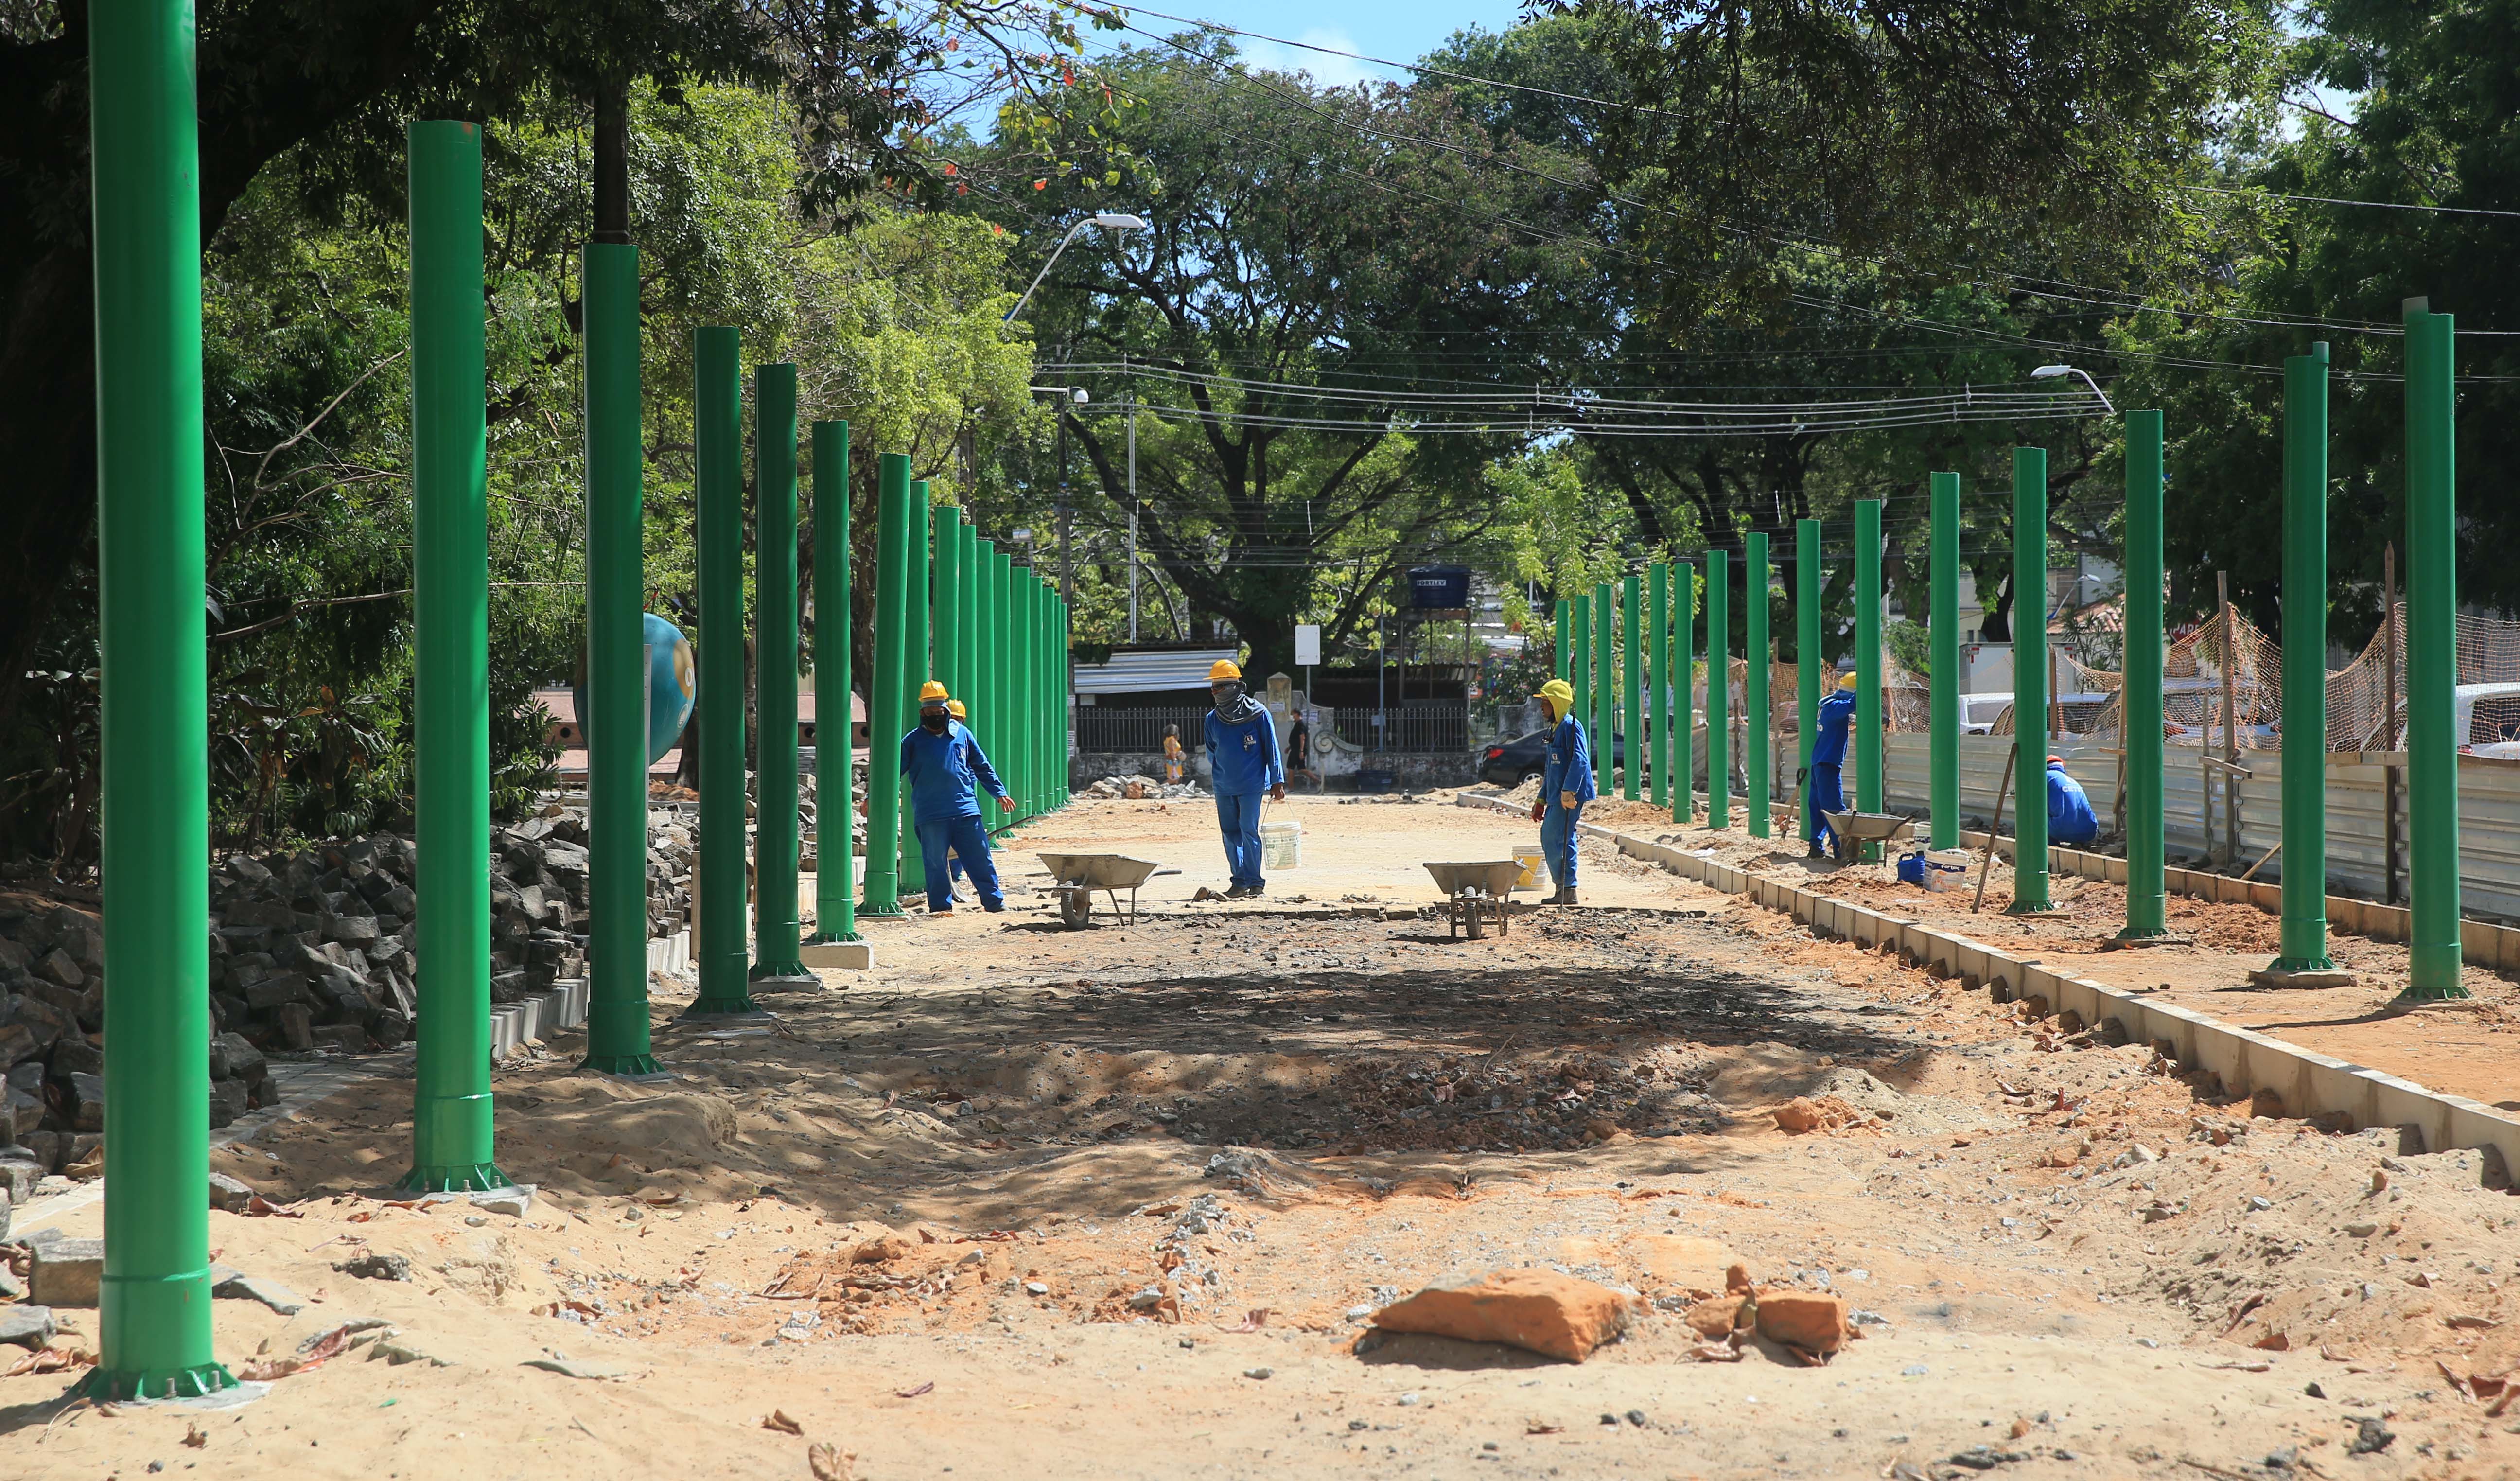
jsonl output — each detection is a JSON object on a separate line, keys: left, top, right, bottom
{"left": 1126, "top": 381, "right": 1138, "bottom": 640}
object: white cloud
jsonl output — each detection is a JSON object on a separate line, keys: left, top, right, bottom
{"left": 1235, "top": 28, "right": 1395, "bottom": 90}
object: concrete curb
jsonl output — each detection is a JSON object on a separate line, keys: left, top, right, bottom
{"left": 1454, "top": 790, "right": 2520, "bottom": 1173}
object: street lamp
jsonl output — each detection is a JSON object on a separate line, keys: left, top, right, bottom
{"left": 1004, "top": 212, "right": 1152, "bottom": 323}
{"left": 2031, "top": 363, "right": 2116, "bottom": 415}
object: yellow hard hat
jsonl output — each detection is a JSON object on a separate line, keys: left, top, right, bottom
{"left": 1209, "top": 659, "right": 1242, "bottom": 682}
{"left": 919, "top": 679, "right": 950, "bottom": 703}
{"left": 948, "top": 700, "right": 967, "bottom": 720}
{"left": 1837, "top": 671, "right": 1858, "bottom": 691}
{"left": 1534, "top": 678, "right": 1575, "bottom": 718}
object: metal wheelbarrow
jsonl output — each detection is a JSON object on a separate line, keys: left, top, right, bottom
{"left": 1820, "top": 810, "right": 1918, "bottom": 864}
{"left": 1423, "top": 860, "right": 1523, "bottom": 940}
{"left": 1036, "top": 852, "right": 1161, "bottom": 929}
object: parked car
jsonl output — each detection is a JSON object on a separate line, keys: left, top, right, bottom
{"left": 1479, "top": 729, "right": 1628, "bottom": 788}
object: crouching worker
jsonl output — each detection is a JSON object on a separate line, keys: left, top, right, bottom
{"left": 1805, "top": 672, "right": 1857, "bottom": 858}
{"left": 2046, "top": 754, "right": 2099, "bottom": 847}
{"left": 1529, "top": 678, "right": 1595, "bottom": 905}
{"left": 901, "top": 681, "right": 1014, "bottom": 915}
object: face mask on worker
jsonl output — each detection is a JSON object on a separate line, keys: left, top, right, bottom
{"left": 920, "top": 707, "right": 950, "bottom": 734}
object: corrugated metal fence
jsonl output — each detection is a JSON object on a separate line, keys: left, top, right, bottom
{"left": 1880, "top": 733, "right": 2520, "bottom": 921}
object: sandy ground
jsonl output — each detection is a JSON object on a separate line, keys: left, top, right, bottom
{"left": 1559, "top": 791, "right": 2520, "bottom": 1111}
{"left": 7, "top": 792, "right": 2520, "bottom": 1480}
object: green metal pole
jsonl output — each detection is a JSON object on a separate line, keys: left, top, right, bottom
{"left": 860, "top": 453, "right": 911, "bottom": 917}
{"left": 1593, "top": 580, "right": 1615, "bottom": 795}
{"left": 1570, "top": 592, "right": 1590, "bottom": 774}
{"left": 1554, "top": 598, "right": 1570, "bottom": 683}
{"left": 2119, "top": 414, "right": 2169, "bottom": 940}
{"left": 1015, "top": 571, "right": 1035, "bottom": 816}
{"left": 1673, "top": 563, "right": 1695, "bottom": 823}
{"left": 750, "top": 364, "right": 809, "bottom": 986}
{"left": 1747, "top": 532, "right": 1771, "bottom": 838}
{"left": 808, "top": 422, "right": 858, "bottom": 943}
{"left": 2264, "top": 347, "right": 2342, "bottom": 977}
{"left": 1708, "top": 549, "right": 1730, "bottom": 829}
{"left": 959, "top": 521, "right": 980, "bottom": 738}
{"left": 1058, "top": 595, "right": 1072, "bottom": 806}
{"left": 686, "top": 327, "right": 757, "bottom": 1014}
{"left": 1621, "top": 574, "right": 1642, "bottom": 799}
{"left": 2403, "top": 301, "right": 2466, "bottom": 1000}
{"left": 1929, "top": 476, "right": 1961, "bottom": 850}
{"left": 932, "top": 503, "right": 962, "bottom": 723}
{"left": 989, "top": 549, "right": 1011, "bottom": 829}
{"left": 84, "top": 0, "right": 234, "bottom": 1398}
{"left": 1796, "top": 519, "right": 1821, "bottom": 844}
{"left": 2010, "top": 448, "right": 2052, "bottom": 913}
{"left": 901, "top": 481, "right": 931, "bottom": 876}
{"left": 1856, "top": 499, "right": 1884, "bottom": 820}
{"left": 579, "top": 241, "right": 660, "bottom": 1074}
{"left": 402, "top": 122, "right": 513, "bottom": 1191}
{"left": 1648, "top": 564, "right": 1669, "bottom": 808}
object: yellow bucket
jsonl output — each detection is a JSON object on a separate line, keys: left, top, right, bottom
{"left": 1512, "top": 846, "right": 1544, "bottom": 889}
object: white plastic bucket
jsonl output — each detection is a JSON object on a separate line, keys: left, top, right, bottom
{"left": 1512, "top": 846, "right": 1544, "bottom": 889}
{"left": 1259, "top": 819, "right": 1301, "bottom": 871}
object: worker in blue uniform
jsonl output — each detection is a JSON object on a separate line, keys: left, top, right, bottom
{"left": 1204, "top": 659, "right": 1286, "bottom": 897}
{"left": 1529, "top": 677, "right": 1595, "bottom": 904}
{"left": 2047, "top": 754, "right": 2100, "bottom": 846}
{"left": 899, "top": 680, "right": 1014, "bottom": 915}
{"left": 1805, "top": 671, "right": 1858, "bottom": 858}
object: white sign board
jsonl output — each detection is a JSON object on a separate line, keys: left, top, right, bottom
{"left": 1294, "top": 624, "right": 1321, "bottom": 667}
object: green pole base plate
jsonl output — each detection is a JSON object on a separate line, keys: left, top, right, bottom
{"left": 78, "top": 1361, "right": 239, "bottom": 1402}
{"left": 748, "top": 970, "right": 821, "bottom": 992}
{"left": 858, "top": 902, "right": 907, "bottom": 919}
{"left": 2390, "top": 983, "right": 2475, "bottom": 1005}
{"left": 396, "top": 1162, "right": 516, "bottom": 1194}
{"left": 2248, "top": 959, "right": 2353, "bottom": 989}
{"left": 2004, "top": 895, "right": 2054, "bottom": 916}
{"left": 680, "top": 1001, "right": 770, "bottom": 1021}
{"left": 748, "top": 958, "right": 813, "bottom": 980}
{"left": 2104, "top": 925, "right": 2188, "bottom": 948}
{"left": 578, "top": 1052, "right": 665, "bottom": 1077}
{"left": 805, "top": 931, "right": 863, "bottom": 945}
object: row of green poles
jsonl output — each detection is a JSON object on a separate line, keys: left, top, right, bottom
{"left": 1648, "top": 565, "right": 1670, "bottom": 809}
{"left": 808, "top": 421, "right": 858, "bottom": 945}
{"left": 751, "top": 364, "right": 810, "bottom": 987}
{"left": 1707, "top": 550, "right": 1729, "bottom": 829}
{"left": 85, "top": 0, "right": 231, "bottom": 1398}
{"left": 1621, "top": 575, "right": 1642, "bottom": 799}
{"left": 1795, "top": 520, "right": 1820, "bottom": 842}
{"left": 1672, "top": 562, "right": 1694, "bottom": 823}
{"left": 1855, "top": 500, "right": 1884, "bottom": 823}
{"left": 1746, "top": 533, "right": 1771, "bottom": 838}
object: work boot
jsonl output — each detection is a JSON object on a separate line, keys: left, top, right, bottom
{"left": 1223, "top": 884, "right": 1254, "bottom": 899}
{"left": 1558, "top": 888, "right": 1578, "bottom": 907}
{"left": 1806, "top": 843, "right": 1827, "bottom": 860}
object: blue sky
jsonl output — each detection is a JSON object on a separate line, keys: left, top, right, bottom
{"left": 1097, "top": 0, "right": 1534, "bottom": 86}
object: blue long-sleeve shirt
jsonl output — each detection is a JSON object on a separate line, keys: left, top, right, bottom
{"left": 1205, "top": 706, "right": 1285, "bottom": 795}
{"left": 2047, "top": 761, "right": 2099, "bottom": 845}
{"left": 1543, "top": 712, "right": 1597, "bottom": 805}
{"left": 1811, "top": 689, "right": 1857, "bottom": 767}
{"left": 899, "top": 720, "right": 1007, "bottom": 823}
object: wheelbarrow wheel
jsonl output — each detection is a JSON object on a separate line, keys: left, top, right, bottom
{"left": 1058, "top": 885, "right": 1093, "bottom": 929}
{"left": 1464, "top": 897, "right": 1487, "bottom": 940}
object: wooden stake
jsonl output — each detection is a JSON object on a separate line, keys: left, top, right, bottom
{"left": 1973, "top": 743, "right": 2020, "bottom": 914}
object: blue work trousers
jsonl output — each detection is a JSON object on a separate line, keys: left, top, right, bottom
{"left": 1807, "top": 763, "right": 1844, "bottom": 850}
{"left": 1216, "top": 791, "right": 1266, "bottom": 890}
{"left": 915, "top": 813, "right": 1001, "bottom": 912}
{"left": 1540, "top": 798, "right": 1583, "bottom": 892}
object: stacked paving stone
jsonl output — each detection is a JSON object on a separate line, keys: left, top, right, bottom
{"left": 0, "top": 803, "right": 697, "bottom": 1187}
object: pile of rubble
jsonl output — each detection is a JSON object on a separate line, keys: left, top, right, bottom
{"left": 0, "top": 802, "right": 700, "bottom": 1184}
{"left": 1081, "top": 774, "right": 1204, "bottom": 801}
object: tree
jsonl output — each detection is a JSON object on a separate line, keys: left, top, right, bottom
{"left": 970, "top": 36, "right": 1599, "bottom": 677}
